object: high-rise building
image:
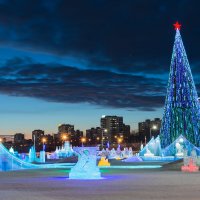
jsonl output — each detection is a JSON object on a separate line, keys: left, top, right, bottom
{"left": 14, "top": 133, "right": 24, "bottom": 143}
{"left": 32, "top": 129, "right": 44, "bottom": 145}
{"left": 58, "top": 124, "right": 74, "bottom": 140}
{"left": 86, "top": 127, "right": 102, "bottom": 145}
{"left": 123, "top": 124, "right": 131, "bottom": 143}
{"left": 71, "top": 130, "right": 83, "bottom": 146}
{"left": 57, "top": 124, "right": 83, "bottom": 146}
{"left": 100, "top": 115, "right": 124, "bottom": 143}
{"left": 138, "top": 118, "right": 161, "bottom": 142}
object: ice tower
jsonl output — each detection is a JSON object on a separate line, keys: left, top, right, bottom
{"left": 160, "top": 22, "right": 200, "bottom": 148}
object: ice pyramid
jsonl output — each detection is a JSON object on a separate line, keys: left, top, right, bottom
{"left": 163, "top": 135, "right": 200, "bottom": 156}
{"left": 139, "top": 136, "right": 162, "bottom": 156}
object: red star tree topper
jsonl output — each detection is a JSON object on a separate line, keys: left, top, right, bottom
{"left": 173, "top": 21, "right": 181, "bottom": 30}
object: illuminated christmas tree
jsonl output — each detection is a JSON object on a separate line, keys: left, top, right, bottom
{"left": 160, "top": 22, "right": 200, "bottom": 148}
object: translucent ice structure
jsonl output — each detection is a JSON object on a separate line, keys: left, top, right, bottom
{"left": 69, "top": 147, "right": 101, "bottom": 179}
{"left": 50, "top": 141, "right": 74, "bottom": 159}
{"left": 0, "top": 143, "right": 43, "bottom": 171}
{"left": 29, "top": 146, "right": 36, "bottom": 162}
{"left": 144, "top": 146, "right": 155, "bottom": 157}
{"left": 181, "top": 149, "right": 199, "bottom": 172}
{"left": 139, "top": 136, "right": 162, "bottom": 157}
{"left": 181, "top": 158, "right": 199, "bottom": 172}
{"left": 163, "top": 135, "right": 200, "bottom": 156}
{"left": 109, "top": 148, "right": 117, "bottom": 159}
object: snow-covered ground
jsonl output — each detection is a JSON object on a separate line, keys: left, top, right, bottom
{"left": 0, "top": 168, "right": 199, "bottom": 200}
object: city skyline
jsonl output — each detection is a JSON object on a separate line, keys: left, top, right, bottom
{"left": 0, "top": 1, "right": 200, "bottom": 136}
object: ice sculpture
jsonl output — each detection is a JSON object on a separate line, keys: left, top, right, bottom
{"left": 0, "top": 143, "right": 44, "bottom": 171}
{"left": 49, "top": 141, "right": 74, "bottom": 159}
{"left": 115, "top": 146, "right": 122, "bottom": 160}
{"left": 154, "top": 136, "right": 162, "bottom": 156}
{"left": 183, "top": 149, "right": 189, "bottom": 166}
{"left": 128, "top": 147, "right": 133, "bottom": 157}
{"left": 39, "top": 151, "right": 45, "bottom": 163}
{"left": 9, "top": 147, "right": 14, "bottom": 154}
{"left": 144, "top": 145, "right": 154, "bottom": 157}
{"left": 181, "top": 158, "right": 199, "bottom": 172}
{"left": 175, "top": 142, "right": 184, "bottom": 157}
{"left": 29, "top": 146, "right": 36, "bottom": 162}
{"left": 139, "top": 137, "right": 161, "bottom": 156}
{"left": 191, "top": 149, "right": 198, "bottom": 165}
{"left": 109, "top": 148, "right": 117, "bottom": 159}
{"left": 105, "top": 148, "right": 110, "bottom": 157}
{"left": 98, "top": 157, "right": 110, "bottom": 167}
{"left": 181, "top": 149, "right": 199, "bottom": 172}
{"left": 163, "top": 135, "right": 200, "bottom": 156}
{"left": 139, "top": 137, "right": 162, "bottom": 157}
{"left": 123, "top": 156, "right": 143, "bottom": 162}
{"left": 140, "top": 143, "right": 144, "bottom": 151}
{"left": 101, "top": 148, "right": 106, "bottom": 157}
{"left": 69, "top": 147, "right": 101, "bottom": 179}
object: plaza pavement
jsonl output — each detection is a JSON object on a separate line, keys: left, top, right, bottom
{"left": 0, "top": 166, "right": 199, "bottom": 200}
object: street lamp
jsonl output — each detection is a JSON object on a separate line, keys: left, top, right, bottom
{"left": 81, "top": 137, "right": 86, "bottom": 147}
{"left": 117, "top": 137, "right": 123, "bottom": 149}
{"left": 42, "top": 138, "right": 47, "bottom": 151}
{"left": 62, "top": 134, "right": 67, "bottom": 141}
{"left": 62, "top": 134, "right": 68, "bottom": 145}
{"left": 117, "top": 138, "right": 122, "bottom": 144}
{"left": 150, "top": 125, "right": 157, "bottom": 139}
{"left": 101, "top": 129, "right": 107, "bottom": 148}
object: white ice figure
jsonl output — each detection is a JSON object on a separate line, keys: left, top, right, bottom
{"left": 197, "top": 157, "right": 200, "bottom": 166}
{"left": 106, "top": 148, "right": 110, "bottom": 157}
{"left": 183, "top": 149, "right": 189, "bottom": 166}
{"left": 144, "top": 145, "right": 155, "bottom": 157}
{"left": 116, "top": 146, "right": 122, "bottom": 159}
{"left": 69, "top": 147, "right": 101, "bottom": 179}
{"left": 140, "top": 143, "right": 144, "bottom": 151}
{"left": 122, "top": 148, "right": 129, "bottom": 158}
{"left": 175, "top": 142, "right": 184, "bottom": 157}
{"left": 128, "top": 147, "right": 133, "bottom": 157}
{"left": 101, "top": 148, "right": 106, "bottom": 157}
{"left": 9, "top": 147, "right": 14, "bottom": 154}
{"left": 191, "top": 149, "right": 198, "bottom": 165}
{"left": 109, "top": 148, "right": 117, "bottom": 159}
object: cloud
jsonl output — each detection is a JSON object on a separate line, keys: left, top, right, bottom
{"left": 0, "top": 0, "right": 199, "bottom": 74}
{"left": 0, "top": 1, "right": 199, "bottom": 110}
{"left": 0, "top": 57, "right": 167, "bottom": 110}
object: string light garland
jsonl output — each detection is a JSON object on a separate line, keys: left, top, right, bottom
{"left": 160, "top": 23, "right": 200, "bottom": 147}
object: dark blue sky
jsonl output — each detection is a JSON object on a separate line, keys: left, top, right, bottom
{"left": 0, "top": 0, "right": 200, "bottom": 136}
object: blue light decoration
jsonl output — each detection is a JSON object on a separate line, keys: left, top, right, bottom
{"left": 160, "top": 22, "right": 200, "bottom": 148}
{"left": 69, "top": 147, "right": 101, "bottom": 179}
